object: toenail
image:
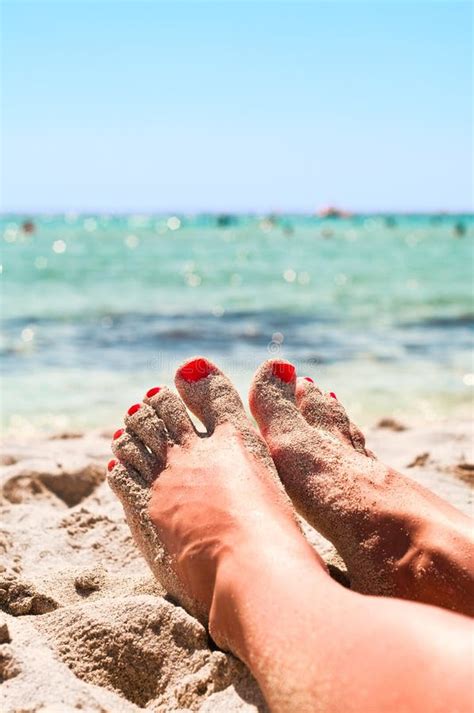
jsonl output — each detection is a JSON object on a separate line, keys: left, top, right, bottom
{"left": 107, "top": 459, "right": 117, "bottom": 472}
{"left": 178, "top": 358, "right": 213, "bottom": 383}
{"left": 146, "top": 387, "right": 161, "bottom": 398}
{"left": 329, "top": 392, "right": 337, "bottom": 399}
{"left": 272, "top": 361, "right": 296, "bottom": 383}
{"left": 127, "top": 403, "right": 141, "bottom": 416}
{"left": 113, "top": 428, "right": 124, "bottom": 440}
{"left": 304, "top": 377, "right": 314, "bottom": 383}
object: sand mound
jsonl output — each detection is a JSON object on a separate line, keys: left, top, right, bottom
{"left": 37, "top": 595, "right": 260, "bottom": 711}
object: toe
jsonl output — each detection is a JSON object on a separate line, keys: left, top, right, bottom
{"left": 107, "top": 458, "right": 149, "bottom": 505}
{"left": 295, "top": 377, "right": 353, "bottom": 445}
{"left": 296, "top": 377, "right": 367, "bottom": 454}
{"left": 349, "top": 422, "right": 370, "bottom": 455}
{"left": 144, "top": 386, "right": 196, "bottom": 445}
{"left": 112, "top": 428, "right": 161, "bottom": 484}
{"left": 174, "top": 356, "right": 247, "bottom": 434}
{"left": 249, "top": 359, "right": 308, "bottom": 439}
{"left": 124, "top": 401, "right": 169, "bottom": 461}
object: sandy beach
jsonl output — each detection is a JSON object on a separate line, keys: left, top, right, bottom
{"left": 2, "top": 0, "right": 472, "bottom": 708}
{"left": 1, "top": 417, "right": 472, "bottom": 712}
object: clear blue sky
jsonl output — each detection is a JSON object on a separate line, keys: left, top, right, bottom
{"left": 1, "top": 1, "right": 472, "bottom": 213}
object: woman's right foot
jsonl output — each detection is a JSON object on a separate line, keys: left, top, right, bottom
{"left": 249, "top": 360, "right": 474, "bottom": 616}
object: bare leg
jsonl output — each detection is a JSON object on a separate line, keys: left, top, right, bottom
{"left": 108, "top": 357, "right": 473, "bottom": 713}
{"left": 249, "top": 360, "right": 474, "bottom": 616}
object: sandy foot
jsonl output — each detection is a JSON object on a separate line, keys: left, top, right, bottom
{"left": 108, "top": 357, "right": 306, "bottom": 636}
{"left": 249, "top": 359, "right": 474, "bottom": 614}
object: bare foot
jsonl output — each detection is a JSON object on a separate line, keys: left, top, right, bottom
{"left": 107, "top": 357, "right": 324, "bottom": 644}
{"left": 107, "top": 357, "right": 473, "bottom": 713}
{"left": 249, "top": 360, "right": 474, "bottom": 616}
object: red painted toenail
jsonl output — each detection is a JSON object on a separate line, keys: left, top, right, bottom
{"left": 146, "top": 386, "right": 161, "bottom": 398}
{"left": 127, "top": 403, "right": 141, "bottom": 416}
{"left": 304, "top": 377, "right": 314, "bottom": 383}
{"left": 107, "top": 459, "right": 117, "bottom": 472}
{"left": 272, "top": 361, "right": 296, "bottom": 383}
{"left": 329, "top": 392, "right": 337, "bottom": 399}
{"left": 113, "top": 428, "right": 124, "bottom": 440}
{"left": 178, "top": 358, "right": 213, "bottom": 383}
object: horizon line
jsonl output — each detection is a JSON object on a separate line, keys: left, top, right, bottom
{"left": 1, "top": 210, "right": 473, "bottom": 217}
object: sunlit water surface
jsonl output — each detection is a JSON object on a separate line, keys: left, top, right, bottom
{"left": 1, "top": 213, "right": 473, "bottom": 435}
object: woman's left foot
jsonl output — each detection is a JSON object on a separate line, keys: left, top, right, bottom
{"left": 249, "top": 360, "right": 474, "bottom": 616}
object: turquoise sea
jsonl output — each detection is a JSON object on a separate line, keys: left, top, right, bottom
{"left": 1, "top": 214, "right": 473, "bottom": 435}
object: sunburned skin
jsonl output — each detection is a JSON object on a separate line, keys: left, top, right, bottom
{"left": 249, "top": 359, "right": 474, "bottom": 616}
{"left": 107, "top": 356, "right": 473, "bottom": 713}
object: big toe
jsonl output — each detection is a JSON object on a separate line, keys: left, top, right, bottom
{"left": 249, "top": 359, "right": 309, "bottom": 441}
{"left": 174, "top": 356, "right": 249, "bottom": 435}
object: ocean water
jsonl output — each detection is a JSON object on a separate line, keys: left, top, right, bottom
{"left": 1, "top": 213, "right": 473, "bottom": 435}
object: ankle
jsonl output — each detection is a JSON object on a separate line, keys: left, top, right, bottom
{"left": 208, "top": 528, "right": 328, "bottom": 654}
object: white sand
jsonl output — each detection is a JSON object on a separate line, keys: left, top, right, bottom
{"left": 1, "top": 420, "right": 472, "bottom": 712}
